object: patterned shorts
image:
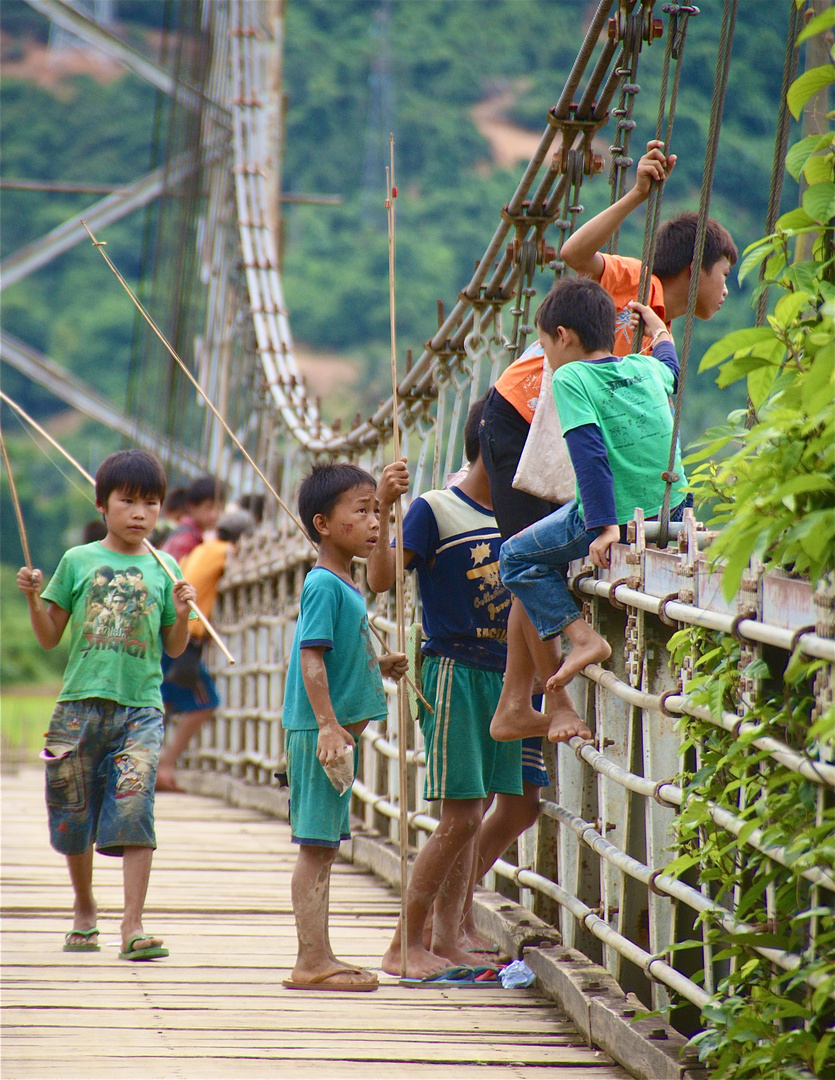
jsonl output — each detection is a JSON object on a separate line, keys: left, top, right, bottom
{"left": 42, "top": 699, "right": 163, "bottom": 856}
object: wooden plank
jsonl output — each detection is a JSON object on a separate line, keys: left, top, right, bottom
{"left": 1, "top": 766, "right": 632, "bottom": 1080}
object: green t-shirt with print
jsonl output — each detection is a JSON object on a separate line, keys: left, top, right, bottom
{"left": 42, "top": 542, "right": 185, "bottom": 709}
{"left": 553, "top": 354, "right": 688, "bottom": 525}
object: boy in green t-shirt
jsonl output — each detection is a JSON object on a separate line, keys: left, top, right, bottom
{"left": 281, "top": 461, "right": 408, "bottom": 992}
{"left": 17, "top": 449, "right": 196, "bottom": 960}
{"left": 495, "top": 278, "right": 688, "bottom": 703}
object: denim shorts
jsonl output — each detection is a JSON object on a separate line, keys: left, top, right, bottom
{"left": 42, "top": 699, "right": 163, "bottom": 857}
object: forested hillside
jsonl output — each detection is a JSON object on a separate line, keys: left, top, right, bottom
{"left": 0, "top": 0, "right": 800, "bottom": 577}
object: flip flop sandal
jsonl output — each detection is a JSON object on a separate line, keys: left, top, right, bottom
{"left": 63, "top": 928, "right": 101, "bottom": 952}
{"left": 119, "top": 934, "right": 169, "bottom": 961}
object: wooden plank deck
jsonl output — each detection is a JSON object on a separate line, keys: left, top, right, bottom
{"left": 1, "top": 765, "right": 631, "bottom": 1080}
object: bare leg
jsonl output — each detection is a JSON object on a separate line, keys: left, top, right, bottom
{"left": 430, "top": 833, "right": 491, "bottom": 967}
{"left": 65, "top": 846, "right": 98, "bottom": 947}
{"left": 515, "top": 607, "right": 592, "bottom": 743}
{"left": 121, "top": 845, "right": 163, "bottom": 953}
{"left": 546, "top": 616, "right": 611, "bottom": 693}
{"left": 157, "top": 708, "right": 213, "bottom": 791}
{"left": 490, "top": 600, "right": 551, "bottom": 741}
{"left": 474, "top": 784, "right": 541, "bottom": 880}
{"left": 382, "top": 798, "right": 483, "bottom": 979}
{"left": 290, "top": 844, "right": 374, "bottom": 986}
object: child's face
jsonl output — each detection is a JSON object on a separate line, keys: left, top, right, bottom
{"left": 694, "top": 256, "right": 731, "bottom": 320}
{"left": 317, "top": 484, "right": 380, "bottom": 559}
{"left": 190, "top": 497, "right": 222, "bottom": 532}
{"left": 539, "top": 329, "right": 564, "bottom": 370}
{"left": 96, "top": 488, "right": 161, "bottom": 550}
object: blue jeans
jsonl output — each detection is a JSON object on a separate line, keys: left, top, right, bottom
{"left": 500, "top": 499, "right": 687, "bottom": 641}
{"left": 499, "top": 501, "right": 596, "bottom": 641}
{"left": 42, "top": 699, "right": 163, "bottom": 856}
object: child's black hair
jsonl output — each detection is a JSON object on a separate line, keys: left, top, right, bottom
{"left": 163, "top": 486, "right": 188, "bottom": 516}
{"left": 298, "top": 462, "right": 377, "bottom": 544}
{"left": 653, "top": 212, "right": 737, "bottom": 279}
{"left": 95, "top": 565, "right": 115, "bottom": 582}
{"left": 535, "top": 278, "right": 615, "bottom": 353}
{"left": 185, "top": 474, "right": 226, "bottom": 507}
{"left": 464, "top": 392, "right": 489, "bottom": 463}
{"left": 95, "top": 450, "right": 167, "bottom": 508}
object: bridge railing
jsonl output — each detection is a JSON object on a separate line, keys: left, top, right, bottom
{"left": 189, "top": 509, "right": 834, "bottom": 1020}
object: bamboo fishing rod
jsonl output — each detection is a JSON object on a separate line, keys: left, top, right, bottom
{"left": 80, "top": 220, "right": 309, "bottom": 541}
{"left": 387, "top": 135, "right": 412, "bottom": 975}
{"left": 0, "top": 425, "right": 44, "bottom": 612}
{"left": 80, "top": 219, "right": 433, "bottom": 714}
{"left": 0, "top": 390, "right": 234, "bottom": 664}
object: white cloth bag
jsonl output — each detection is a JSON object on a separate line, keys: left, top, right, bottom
{"left": 511, "top": 357, "right": 576, "bottom": 505}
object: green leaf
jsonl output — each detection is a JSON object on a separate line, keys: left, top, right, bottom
{"left": 775, "top": 206, "right": 815, "bottom": 232}
{"left": 747, "top": 364, "right": 778, "bottom": 410}
{"left": 797, "top": 5, "right": 835, "bottom": 45}
{"left": 803, "top": 179, "right": 835, "bottom": 224}
{"left": 785, "top": 133, "right": 834, "bottom": 180}
{"left": 787, "top": 65, "right": 835, "bottom": 121}
{"left": 698, "top": 328, "right": 777, "bottom": 372}
{"left": 803, "top": 152, "right": 835, "bottom": 185}
{"left": 773, "top": 289, "right": 814, "bottom": 327}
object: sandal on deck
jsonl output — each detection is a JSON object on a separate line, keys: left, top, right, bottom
{"left": 119, "top": 935, "right": 169, "bottom": 961}
{"left": 63, "top": 928, "right": 101, "bottom": 952}
{"left": 282, "top": 966, "right": 378, "bottom": 992}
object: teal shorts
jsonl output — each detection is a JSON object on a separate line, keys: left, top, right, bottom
{"left": 285, "top": 728, "right": 358, "bottom": 847}
{"left": 420, "top": 655, "right": 522, "bottom": 801}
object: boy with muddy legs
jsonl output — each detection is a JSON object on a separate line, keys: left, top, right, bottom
{"left": 486, "top": 139, "right": 736, "bottom": 745}
{"left": 16, "top": 450, "right": 196, "bottom": 960}
{"left": 282, "top": 463, "right": 407, "bottom": 992}
{"left": 367, "top": 398, "right": 523, "bottom": 980}
{"left": 496, "top": 280, "right": 689, "bottom": 703}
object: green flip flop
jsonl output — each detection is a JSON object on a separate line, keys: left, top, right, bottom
{"left": 63, "top": 928, "right": 101, "bottom": 952}
{"left": 119, "top": 934, "right": 169, "bottom": 961}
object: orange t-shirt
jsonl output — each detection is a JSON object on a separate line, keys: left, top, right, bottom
{"left": 494, "top": 253, "right": 668, "bottom": 423}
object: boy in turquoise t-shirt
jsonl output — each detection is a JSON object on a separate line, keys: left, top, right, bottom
{"left": 498, "top": 278, "right": 688, "bottom": 695}
{"left": 282, "top": 461, "right": 407, "bottom": 993}
{"left": 17, "top": 449, "right": 196, "bottom": 960}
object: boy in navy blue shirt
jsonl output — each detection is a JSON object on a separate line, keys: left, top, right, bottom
{"left": 368, "top": 398, "right": 522, "bottom": 981}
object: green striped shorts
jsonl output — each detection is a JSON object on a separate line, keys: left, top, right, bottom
{"left": 419, "top": 655, "right": 522, "bottom": 801}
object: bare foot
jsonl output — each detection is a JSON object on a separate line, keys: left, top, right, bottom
{"left": 459, "top": 928, "right": 495, "bottom": 952}
{"left": 121, "top": 931, "right": 164, "bottom": 953}
{"left": 287, "top": 962, "right": 378, "bottom": 990}
{"left": 381, "top": 944, "right": 456, "bottom": 980}
{"left": 490, "top": 697, "right": 548, "bottom": 742}
{"left": 155, "top": 768, "right": 184, "bottom": 793}
{"left": 545, "top": 685, "right": 592, "bottom": 743}
{"left": 545, "top": 632, "right": 611, "bottom": 692}
{"left": 432, "top": 940, "right": 495, "bottom": 969}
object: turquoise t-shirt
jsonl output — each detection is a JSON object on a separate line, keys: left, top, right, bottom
{"left": 41, "top": 541, "right": 185, "bottom": 709}
{"left": 282, "top": 567, "right": 387, "bottom": 731}
{"left": 553, "top": 354, "right": 688, "bottom": 524}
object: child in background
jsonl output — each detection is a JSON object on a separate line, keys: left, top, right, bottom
{"left": 282, "top": 462, "right": 407, "bottom": 992}
{"left": 16, "top": 449, "right": 196, "bottom": 960}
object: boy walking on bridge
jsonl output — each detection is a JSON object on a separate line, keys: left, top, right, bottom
{"left": 16, "top": 449, "right": 196, "bottom": 960}
{"left": 282, "top": 462, "right": 407, "bottom": 992}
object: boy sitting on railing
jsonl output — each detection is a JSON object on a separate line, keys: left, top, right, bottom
{"left": 281, "top": 461, "right": 407, "bottom": 993}
{"left": 494, "top": 278, "right": 689, "bottom": 713}
{"left": 367, "top": 397, "right": 522, "bottom": 981}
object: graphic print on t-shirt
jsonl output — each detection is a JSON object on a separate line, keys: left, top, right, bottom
{"left": 81, "top": 562, "right": 157, "bottom": 660}
{"left": 467, "top": 540, "right": 510, "bottom": 635}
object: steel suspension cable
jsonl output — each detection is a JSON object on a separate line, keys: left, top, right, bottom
{"left": 658, "top": 0, "right": 738, "bottom": 544}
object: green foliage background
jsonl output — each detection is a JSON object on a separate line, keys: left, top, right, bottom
{"left": 0, "top": 0, "right": 807, "bottom": 668}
